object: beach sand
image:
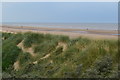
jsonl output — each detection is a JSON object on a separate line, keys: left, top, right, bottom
{"left": 1, "top": 25, "right": 118, "bottom": 40}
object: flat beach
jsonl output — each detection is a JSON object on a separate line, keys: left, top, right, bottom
{"left": 1, "top": 25, "right": 118, "bottom": 40}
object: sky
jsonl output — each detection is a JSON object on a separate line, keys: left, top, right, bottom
{"left": 2, "top": 2, "right": 118, "bottom": 23}
{"left": 1, "top": 0, "right": 119, "bottom": 2}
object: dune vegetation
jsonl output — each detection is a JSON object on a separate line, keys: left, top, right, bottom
{"left": 2, "top": 32, "right": 119, "bottom": 78}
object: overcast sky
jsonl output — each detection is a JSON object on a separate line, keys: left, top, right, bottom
{"left": 2, "top": 2, "right": 118, "bottom": 23}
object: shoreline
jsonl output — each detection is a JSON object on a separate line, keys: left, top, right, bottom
{"left": 1, "top": 25, "right": 118, "bottom": 40}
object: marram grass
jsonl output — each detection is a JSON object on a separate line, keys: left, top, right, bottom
{"left": 2, "top": 32, "right": 119, "bottom": 78}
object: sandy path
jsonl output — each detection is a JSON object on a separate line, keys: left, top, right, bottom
{"left": 17, "top": 41, "right": 36, "bottom": 57}
{"left": 40, "top": 54, "right": 51, "bottom": 60}
{"left": 56, "top": 42, "right": 67, "bottom": 51}
{"left": 13, "top": 61, "right": 20, "bottom": 71}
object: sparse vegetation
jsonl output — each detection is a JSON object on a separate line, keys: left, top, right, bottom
{"left": 2, "top": 32, "right": 119, "bottom": 78}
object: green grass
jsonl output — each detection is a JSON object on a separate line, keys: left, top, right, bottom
{"left": 34, "top": 40, "right": 57, "bottom": 54}
{"left": 2, "top": 33, "right": 23, "bottom": 71}
{"left": 2, "top": 32, "right": 119, "bottom": 78}
{"left": 23, "top": 32, "right": 44, "bottom": 48}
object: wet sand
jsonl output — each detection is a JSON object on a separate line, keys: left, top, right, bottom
{"left": 1, "top": 26, "right": 118, "bottom": 40}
